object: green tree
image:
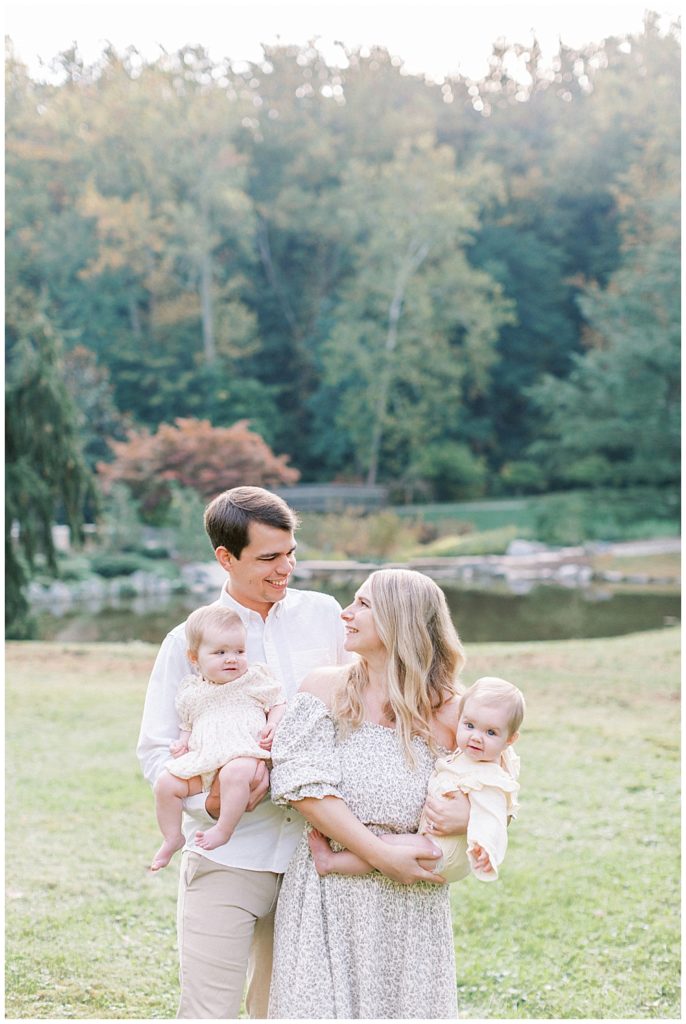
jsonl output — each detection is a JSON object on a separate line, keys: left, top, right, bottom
{"left": 315, "top": 142, "right": 513, "bottom": 487}
{"left": 5, "top": 306, "right": 94, "bottom": 636}
{"left": 440, "top": 18, "right": 680, "bottom": 483}
{"left": 5, "top": 24, "right": 680, "bottom": 497}
{"left": 528, "top": 65, "right": 680, "bottom": 490}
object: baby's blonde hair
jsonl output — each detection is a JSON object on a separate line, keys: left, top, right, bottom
{"left": 184, "top": 604, "right": 245, "bottom": 655}
{"left": 458, "top": 676, "right": 525, "bottom": 738}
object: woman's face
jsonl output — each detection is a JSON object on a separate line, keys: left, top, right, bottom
{"left": 341, "top": 582, "right": 384, "bottom": 657}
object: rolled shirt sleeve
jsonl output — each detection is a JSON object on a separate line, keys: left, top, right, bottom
{"left": 136, "top": 624, "right": 191, "bottom": 785}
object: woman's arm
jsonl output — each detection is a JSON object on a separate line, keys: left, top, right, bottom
{"left": 282, "top": 670, "right": 444, "bottom": 883}
{"left": 423, "top": 697, "right": 471, "bottom": 837}
{"left": 293, "top": 795, "right": 444, "bottom": 885}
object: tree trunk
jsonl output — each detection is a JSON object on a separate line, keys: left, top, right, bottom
{"left": 128, "top": 295, "right": 142, "bottom": 340}
{"left": 200, "top": 247, "right": 216, "bottom": 364}
{"left": 366, "top": 240, "right": 430, "bottom": 486}
{"left": 256, "top": 216, "right": 299, "bottom": 337}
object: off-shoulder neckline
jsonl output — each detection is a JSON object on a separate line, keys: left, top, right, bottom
{"left": 292, "top": 689, "right": 451, "bottom": 753}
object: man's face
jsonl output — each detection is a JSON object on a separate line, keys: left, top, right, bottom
{"left": 221, "top": 521, "right": 297, "bottom": 617}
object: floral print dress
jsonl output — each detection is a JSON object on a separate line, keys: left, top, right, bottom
{"left": 268, "top": 691, "right": 458, "bottom": 1020}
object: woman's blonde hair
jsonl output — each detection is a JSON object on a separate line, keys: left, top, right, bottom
{"left": 333, "top": 569, "right": 466, "bottom": 763}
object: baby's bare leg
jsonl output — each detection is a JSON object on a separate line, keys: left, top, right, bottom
{"left": 195, "top": 757, "right": 259, "bottom": 851}
{"left": 151, "top": 770, "right": 193, "bottom": 871}
{"left": 308, "top": 829, "right": 371, "bottom": 876}
{"left": 308, "top": 829, "right": 439, "bottom": 877}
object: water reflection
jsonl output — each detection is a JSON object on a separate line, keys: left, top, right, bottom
{"left": 33, "top": 577, "right": 680, "bottom": 645}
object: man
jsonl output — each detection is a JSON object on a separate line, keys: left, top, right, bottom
{"left": 137, "top": 486, "right": 351, "bottom": 1018}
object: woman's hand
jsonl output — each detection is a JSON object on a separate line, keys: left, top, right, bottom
{"left": 422, "top": 789, "right": 470, "bottom": 837}
{"left": 372, "top": 840, "right": 445, "bottom": 886}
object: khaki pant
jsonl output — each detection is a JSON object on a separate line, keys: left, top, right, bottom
{"left": 176, "top": 852, "right": 281, "bottom": 1019}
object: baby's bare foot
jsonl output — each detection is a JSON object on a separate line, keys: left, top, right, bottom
{"left": 195, "top": 825, "right": 232, "bottom": 851}
{"left": 151, "top": 835, "right": 185, "bottom": 871}
{"left": 307, "top": 829, "right": 337, "bottom": 876}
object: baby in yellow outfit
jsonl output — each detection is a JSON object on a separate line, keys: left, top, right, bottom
{"left": 419, "top": 676, "right": 523, "bottom": 882}
{"left": 307, "top": 676, "right": 524, "bottom": 884}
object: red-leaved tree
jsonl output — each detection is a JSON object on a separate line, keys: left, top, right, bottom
{"left": 98, "top": 418, "right": 299, "bottom": 519}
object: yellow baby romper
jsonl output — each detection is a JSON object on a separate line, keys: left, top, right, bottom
{"left": 419, "top": 746, "right": 520, "bottom": 882}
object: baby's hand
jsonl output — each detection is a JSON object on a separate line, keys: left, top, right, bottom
{"left": 169, "top": 740, "right": 189, "bottom": 757}
{"left": 260, "top": 703, "right": 286, "bottom": 751}
{"left": 259, "top": 724, "right": 275, "bottom": 751}
{"left": 471, "top": 843, "right": 494, "bottom": 874}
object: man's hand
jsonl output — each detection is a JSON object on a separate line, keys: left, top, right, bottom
{"left": 422, "top": 789, "right": 470, "bottom": 837}
{"left": 204, "top": 759, "right": 270, "bottom": 820}
{"left": 246, "top": 760, "right": 270, "bottom": 810}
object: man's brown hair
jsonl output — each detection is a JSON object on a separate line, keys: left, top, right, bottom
{"left": 203, "top": 486, "right": 299, "bottom": 556}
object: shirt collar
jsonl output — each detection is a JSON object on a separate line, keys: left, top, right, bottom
{"left": 218, "top": 584, "right": 291, "bottom": 623}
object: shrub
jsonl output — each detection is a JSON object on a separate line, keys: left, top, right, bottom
{"left": 530, "top": 487, "right": 681, "bottom": 545}
{"left": 163, "top": 485, "right": 216, "bottom": 563}
{"left": 99, "top": 484, "right": 146, "bottom": 552}
{"left": 402, "top": 442, "right": 488, "bottom": 502}
{"left": 55, "top": 554, "right": 93, "bottom": 581}
{"left": 499, "top": 460, "right": 548, "bottom": 495}
{"left": 297, "top": 510, "right": 421, "bottom": 561}
{"left": 89, "top": 553, "right": 150, "bottom": 578}
{"left": 98, "top": 418, "right": 299, "bottom": 522}
{"left": 414, "top": 525, "right": 521, "bottom": 557}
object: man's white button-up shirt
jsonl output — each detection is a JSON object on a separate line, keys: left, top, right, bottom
{"left": 137, "top": 584, "right": 351, "bottom": 872}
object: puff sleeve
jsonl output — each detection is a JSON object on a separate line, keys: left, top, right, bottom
{"left": 464, "top": 762, "right": 520, "bottom": 882}
{"left": 245, "top": 663, "right": 287, "bottom": 711}
{"left": 270, "top": 691, "right": 343, "bottom": 805}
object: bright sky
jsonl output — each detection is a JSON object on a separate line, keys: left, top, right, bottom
{"left": 4, "top": 0, "right": 679, "bottom": 82}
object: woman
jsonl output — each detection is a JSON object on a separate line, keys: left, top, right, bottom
{"left": 268, "top": 568, "right": 466, "bottom": 1019}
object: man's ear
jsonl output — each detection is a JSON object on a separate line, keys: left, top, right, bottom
{"left": 214, "top": 546, "right": 233, "bottom": 572}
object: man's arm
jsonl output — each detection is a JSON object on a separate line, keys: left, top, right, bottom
{"left": 136, "top": 626, "right": 191, "bottom": 786}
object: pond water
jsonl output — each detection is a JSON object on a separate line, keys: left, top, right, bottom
{"left": 33, "top": 577, "right": 680, "bottom": 645}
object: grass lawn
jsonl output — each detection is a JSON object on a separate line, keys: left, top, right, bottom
{"left": 5, "top": 630, "right": 681, "bottom": 1019}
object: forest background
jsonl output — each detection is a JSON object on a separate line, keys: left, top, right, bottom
{"left": 4, "top": 12, "right": 681, "bottom": 635}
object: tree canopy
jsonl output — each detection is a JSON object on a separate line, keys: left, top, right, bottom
{"left": 4, "top": 14, "right": 681, "bottom": 593}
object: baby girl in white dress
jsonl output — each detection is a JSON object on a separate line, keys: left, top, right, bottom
{"left": 150, "top": 604, "right": 285, "bottom": 871}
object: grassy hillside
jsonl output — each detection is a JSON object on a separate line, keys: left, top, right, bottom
{"left": 5, "top": 630, "right": 680, "bottom": 1018}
